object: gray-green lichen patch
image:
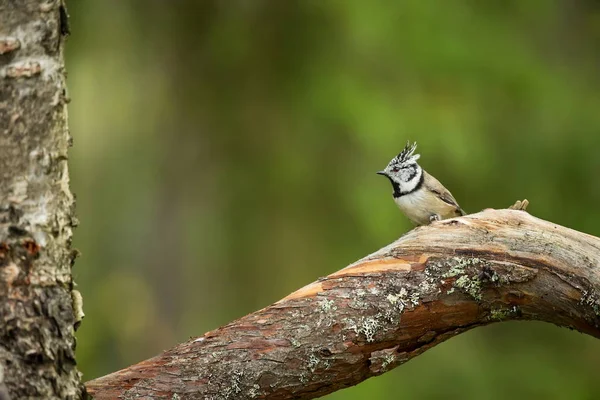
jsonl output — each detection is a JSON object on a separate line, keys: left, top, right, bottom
{"left": 379, "top": 290, "right": 407, "bottom": 325}
{"left": 435, "top": 257, "right": 488, "bottom": 300}
{"left": 488, "top": 306, "right": 520, "bottom": 320}
{"left": 319, "top": 298, "right": 336, "bottom": 313}
{"left": 300, "top": 349, "right": 332, "bottom": 381}
{"left": 409, "top": 291, "right": 420, "bottom": 306}
{"left": 344, "top": 316, "right": 382, "bottom": 343}
{"left": 247, "top": 384, "right": 261, "bottom": 398}
{"left": 349, "top": 291, "right": 370, "bottom": 310}
{"left": 307, "top": 353, "right": 320, "bottom": 372}
{"left": 453, "top": 275, "right": 482, "bottom": 301}
{"left": 432, "top": 256, "right": 531, "bottom": 301}
{"left": 368, "top": 345, "right": 410, "bottom": 375}
{"left": 381, "top": 354, "right": 396, "bottom": 370}
{"left": 315, "top": 296, "right": 338, "bottom": 328}
{"left": 441, "top": 257, "right": 485, "bottom": 278}
{"left": 385, "top": 287, "right": 409, "bottom": 309}
{"left": 343, "top": 278, "right": 433, "bottom": 343}
{"left": 386, "top": 293, "right": 401, "bottom": 305}
{"left": 429, "top": 256, "right": 539, "bottom": 302}
{"left": 221, "top": 370, "right": 244, "bottom": 399}
{"left": 326, "top": 255, "right": 510, "bottom": 358}
{"left": 299, "top": 372, "right": 309, "bottom": 384}
{"left": 580, "top": 289, "right": 600, "bottom": 317}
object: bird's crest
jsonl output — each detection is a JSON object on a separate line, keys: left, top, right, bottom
{"left": 393, "top": 141, "right": 420, "bottom": 166}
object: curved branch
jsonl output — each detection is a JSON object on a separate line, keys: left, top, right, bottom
{"left": 85, "top": 209, "right": 600, "bottom": 399}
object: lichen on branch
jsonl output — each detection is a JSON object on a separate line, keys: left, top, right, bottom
{"left": 86, "top": 209, "right": 600, "bottom": 400}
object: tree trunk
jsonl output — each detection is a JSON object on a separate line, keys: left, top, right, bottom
{"left": 0, "top": 1, "right": 83, "bottom": 399}
{"left": 86, "top": 209, "right": 600, "bottom": 399}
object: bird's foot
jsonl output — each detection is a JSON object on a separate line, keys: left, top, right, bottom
{"left": 429, "top": 214, "right": 441, "bottom": 223}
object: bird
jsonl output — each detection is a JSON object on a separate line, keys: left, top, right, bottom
{"left": 377, "top": 142, "right": 465, "bottom": 225}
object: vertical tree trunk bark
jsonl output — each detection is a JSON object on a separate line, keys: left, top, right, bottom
{"left": 0, "top": 1, "right": 83, "bottom": 399}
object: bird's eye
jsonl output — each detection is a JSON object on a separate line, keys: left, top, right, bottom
{"left": 392, "top": 167, "right": 400, "bottom": 172}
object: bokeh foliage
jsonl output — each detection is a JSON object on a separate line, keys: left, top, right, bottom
{"left": 66, "top": 1, "right": 600, "bottom": 398}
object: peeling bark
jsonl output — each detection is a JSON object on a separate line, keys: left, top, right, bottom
{"left": 86, "top": 209, "right": 600, "bottom": 399}
{"left": 0, "top": 1, "right": 83, "bottom": 399}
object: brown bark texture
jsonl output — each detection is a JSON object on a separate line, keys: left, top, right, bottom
{"left": 0, "top": 1, "right": 83, "bottom": 399}
{"left": 86, "top": 209, "right": 600, "bottom": 400}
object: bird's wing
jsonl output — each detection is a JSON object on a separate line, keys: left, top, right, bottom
{"left": 424, "top": 171, "right": 465, "bottom": 215}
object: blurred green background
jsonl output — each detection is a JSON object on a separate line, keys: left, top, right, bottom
{"left": 66, "top": 1, "right": 600, "bottom": 399}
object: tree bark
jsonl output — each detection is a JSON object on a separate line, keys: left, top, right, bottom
{"left": 86, "top": 209, "right": 600, "bottom": 399}
{"left": 0, "top": 1, "right": 83, "bottom": 399}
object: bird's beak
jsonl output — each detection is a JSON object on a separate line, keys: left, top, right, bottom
{"left": 376, "top": 171, "right": 387, "bottom": 176}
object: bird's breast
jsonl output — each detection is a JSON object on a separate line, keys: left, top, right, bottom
{"left": 393, "top": 190, "right": 433, "bottom": 225}
{"left": 393, "top": 189, "right": 457, "bottom": 225}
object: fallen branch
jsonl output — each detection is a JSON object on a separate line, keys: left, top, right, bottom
{"left": 86, "top": 208, "right": 600, "bottom": 399}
